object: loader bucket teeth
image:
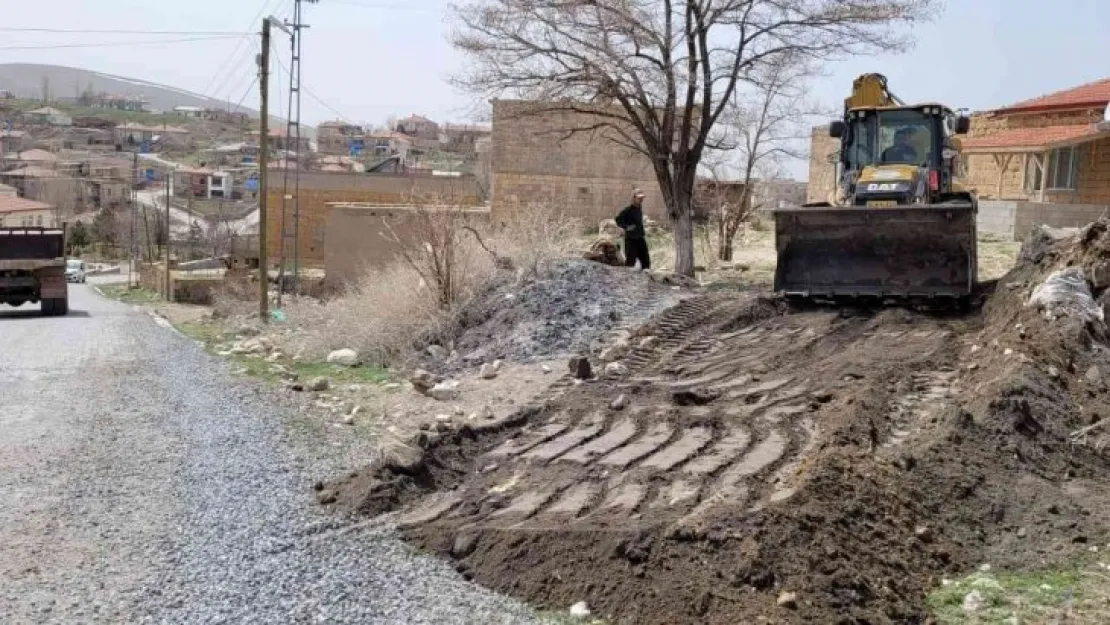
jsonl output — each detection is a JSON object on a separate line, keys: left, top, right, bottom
{"left": 772, "top": 203, "right": 977, "bottom": 300}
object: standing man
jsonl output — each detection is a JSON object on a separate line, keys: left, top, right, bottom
{"left": 615, "top": 189, "right": 650, "bottom": 270}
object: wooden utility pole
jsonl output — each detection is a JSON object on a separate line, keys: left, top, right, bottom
{"left": 164, "top": 166, "right": 172, "bottom": 300}
{"left": 258, "top": 16, "right": 292, "bottom": 323}
{"left": 258, "top": 18, "right": 272, "bottom": 322}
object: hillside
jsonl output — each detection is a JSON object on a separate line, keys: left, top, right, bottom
{"left": 0, "top": 63, "right": 255, "bottom": 115}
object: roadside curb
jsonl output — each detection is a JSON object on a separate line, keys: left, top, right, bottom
{"left": 90, "top": 285, "right": 105, "bottom": 298}
{"left": 146, "top": 308, "right": 187, "bottom": 339}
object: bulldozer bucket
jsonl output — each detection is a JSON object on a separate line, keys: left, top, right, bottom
{"left": 772, "top": 203, "right": 977, "bottom": 300}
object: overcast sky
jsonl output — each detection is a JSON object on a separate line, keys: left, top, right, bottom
{"left": 3, "top": 0, "right": 1108, "bottom": 179}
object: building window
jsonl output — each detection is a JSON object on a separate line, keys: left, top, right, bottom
{"left": 1047, "top": 146, "right": 1078, "bottom": 191}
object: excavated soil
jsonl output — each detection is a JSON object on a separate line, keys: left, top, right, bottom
{"left": 323, "top": 223, "right": 1110, "bottom": 624}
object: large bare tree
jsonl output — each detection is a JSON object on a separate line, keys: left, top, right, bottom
{"left": 451, "top": 0, "right": 936, "bottom": 276}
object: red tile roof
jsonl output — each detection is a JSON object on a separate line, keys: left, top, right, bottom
{"left": 962, "top": 124, "right": 1108, "bottom": 153}
{"left": 995, "top": 77, "right": 1110, "bottom": 114}
{"left": 0, "top": 195, "right": 52, "bottom": 214}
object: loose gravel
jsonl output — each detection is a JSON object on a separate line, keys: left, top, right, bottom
{"left": 0, "top": 287, "right": 545, "bottom": 624}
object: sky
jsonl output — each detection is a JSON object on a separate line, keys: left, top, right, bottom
{"left": 2, "top": 0, "right": 1109, "bottom": 179}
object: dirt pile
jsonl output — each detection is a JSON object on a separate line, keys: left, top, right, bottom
{"left": 323, "top": 222, "right": 1110, "bottom": 623}
{"left": 422, "top": 259, "right": 683, "bottom": 372}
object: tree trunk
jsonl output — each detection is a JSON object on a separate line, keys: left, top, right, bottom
{"left": 718, "top": 230, "right": 734, "bottom": 261}
{"left": 672, "top": 193, "right": 695, "bottom": 277}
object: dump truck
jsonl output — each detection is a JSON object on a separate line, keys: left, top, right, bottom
{"left": 773, "top": 74, "right": 977, "bottom": 306}
{"left": 0, "top": 225, "right": 69, "bottom": 316}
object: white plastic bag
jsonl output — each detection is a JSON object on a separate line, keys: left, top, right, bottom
{"left": 1027, "top": 268, "right": 1104, "bottom": 323}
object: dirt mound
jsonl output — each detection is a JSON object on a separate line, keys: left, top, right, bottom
{"left": 422, "top": 260, "right": 682, "bottom": 371}
{"left": 324, "top": 222, "right": 1110, "bottom": 623}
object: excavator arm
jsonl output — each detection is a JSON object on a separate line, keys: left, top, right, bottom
{"left": 843, "top": 73, "right": 903, "bottom": 112}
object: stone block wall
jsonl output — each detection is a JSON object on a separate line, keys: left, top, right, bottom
{"left": 263, "top": 172, "right": 480, "bottom": 268}
{"left": 491, "top": 100, "right": 664, "bottom": 226}
{"left": 806, "top": 125, "right": 839, "bottom": 204}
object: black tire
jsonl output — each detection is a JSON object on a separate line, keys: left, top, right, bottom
{"left": 41, "top": 299, "right": 55, "bottom": 316}
{"left": 53, "top": 298, "right": 68, "bottom": 316}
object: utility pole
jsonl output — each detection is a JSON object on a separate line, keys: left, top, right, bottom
{"left": 276, "top": 0, "right": 317, "bottom": 304}
{"left": 259, "top": 16, "right": 291, "bottom": 323}
{"left": 164, "top": 166, "right": 172, "bottom": 300}
{"left": 129, "top": 152, "right": 137, "bottom": 289}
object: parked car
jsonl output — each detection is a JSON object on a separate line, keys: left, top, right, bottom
{"left": 65, "top": 259, "right": 87, "bottom": 283}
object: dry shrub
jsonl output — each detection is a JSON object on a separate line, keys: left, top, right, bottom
{"left": 275, "top": 261, "right": 444, "bottom": 365}
{"left": 270, "top": 200, "right": 583, "bottom": 365}
{"left": 384, "top": 200, "right": 494, "bottom": 310}
{"left": 483, "top": 201, "right": 583, "bottom": 277}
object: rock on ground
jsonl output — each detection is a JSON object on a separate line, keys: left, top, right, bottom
{"left": 327, "top": 348, "right": 361, "bottom": 367}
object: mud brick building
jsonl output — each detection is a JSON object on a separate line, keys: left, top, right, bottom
{"left": 490, "top": 99, "right": 665, "bottom": 226}
{"left": 263, "top": 171, "right": 480, "bottom": 268}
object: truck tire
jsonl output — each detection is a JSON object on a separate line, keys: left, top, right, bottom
{"left": 41, "top": 299, "right": 55, "bottom": 316}
{"left": 53, "top": 298, "right": 68, "bottom": 316}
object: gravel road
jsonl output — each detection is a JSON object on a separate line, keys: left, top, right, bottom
{"left": 0, "top": 286, "right": 544, "bottom": 624}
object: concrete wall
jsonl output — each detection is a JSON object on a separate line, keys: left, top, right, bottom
{"left": 491, "top": 100, "right": 664, "bottom": 227}
{"left": 1013, "top": 201, "right": 1110, "bottom": 240}
{"left": 978, "top": 200, "right": 1017, "bottom": 238}
{"left": 324, "top": 204, "right": 491, "bottom": 286}
{"left": 264, "top": 172, "right": 481, "bottom": 268}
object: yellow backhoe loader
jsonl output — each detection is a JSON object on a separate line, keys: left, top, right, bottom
{"left": 773, "top": 74, "right": 978, "bottom": 306}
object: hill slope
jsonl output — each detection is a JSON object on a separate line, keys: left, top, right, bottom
{"left": 0, "top": 63, "right": 255, "bottom": 115}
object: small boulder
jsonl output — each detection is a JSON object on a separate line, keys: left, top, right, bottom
{"left": 569, "top": 601, "right": 591, "bottom": 619}
{"left": 610, "top": 394, "right": 629, "bottom": 411}
{"left": 776, "top": 591, "right": 798, "bottom": 609}
{"left": 308, "top": 376, "right": 330, "bottom": 392}
{"left": 383, "top": 443, "right": 424, "bottom": 473}
{"left": 452, "top": 533, "right": 478, "bottom": 558}
{"left": 429, "top": 380, "right": 461, "bottom": 401}
{"left": 426, "top": 344, "right": 449, "bottom": 361}
{"left": 342, "top": 413, "right": 356, "bottom": 425}
{"left": 492, "top": 359, "right": 504, "bottom": 372}
{"left": 569, "top": 356, "right": 593, "bottom": 380}
{"left": 604, "top": 361, "right": 630, "bottom": 378}
{"left": 410, "top": 369, "right": 438, "bottom": 394}
{"left": 326, "top": 348, "right": 360, "bottom": 367}
{"left": 962, "top": 590, "right": 985, "bottom": 613}
{"left": 480, "top": 363, "right": 499, "bottom": 380}
{"left": 1086, "top": 365, "right": 1102, "bottom": 385}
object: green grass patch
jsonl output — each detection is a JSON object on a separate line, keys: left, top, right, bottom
{"left": 176, "top": 319, "right": 390, "bottom": 386}
{"left": 99, "top": 285, "right": 163, "bottom": 304}
{"left": 928, "top": 561, "right": 1110, "bottom": 624}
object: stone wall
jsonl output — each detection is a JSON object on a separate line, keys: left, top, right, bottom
{"left": 324, "top": 204, "right": 491, "bottom": 286}
{"left": 806, "top": 125, "right": 839, "bottom": 204}
{"left": 1013, "top": 201, "right": 1110, "bottom": 240}
{"left": 491, "top": 100, "right": 664, "bottom": 227}
{"left": 263, "top": 172, "right": 481, "bottom": 268}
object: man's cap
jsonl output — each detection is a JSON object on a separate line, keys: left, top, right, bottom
{"left": 632, "top": 188, "right": 646, "bottom": 199}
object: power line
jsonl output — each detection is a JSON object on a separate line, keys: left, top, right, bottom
{"left": 270, "top": 47, "right": 355, "bottom": 124}
{"left": 203, "top": 0, "right": 290, "bottom": 99}
{"left": 0, "top": 27, "right": 253, "bottom": 35}
{"left": 0, "top": 35, "right": 242, "bottom": 51}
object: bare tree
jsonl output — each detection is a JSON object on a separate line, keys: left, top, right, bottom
{"left": 708, "top": 55, "right": 816, "bottom": 261}
{"left": 382, "top": 199, "right": 484, "bottom": 310}
{"left": 451, "top": 0, "right": 936, "bottom": 276}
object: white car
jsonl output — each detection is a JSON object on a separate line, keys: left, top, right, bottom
{"left": 65, "top": 259, "right": 87, "bottom": 283}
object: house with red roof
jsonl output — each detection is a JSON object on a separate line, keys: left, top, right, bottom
{"left": 963, "top": 78, "right": 1110, "bottom": 207}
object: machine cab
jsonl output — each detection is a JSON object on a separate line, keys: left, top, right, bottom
{"left": 829, "top": 105, "right": 969, "bottom": 206}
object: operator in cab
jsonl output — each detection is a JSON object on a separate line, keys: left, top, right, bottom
{"left": 881, "top": 127, "right": 919, "bottom": 164}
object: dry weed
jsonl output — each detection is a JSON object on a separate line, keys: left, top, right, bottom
{"left": 482, "top": 201, "right": 583, "bottom": 278}
{"left": 273, "top": 261, "right": 444, "bottom": 366}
